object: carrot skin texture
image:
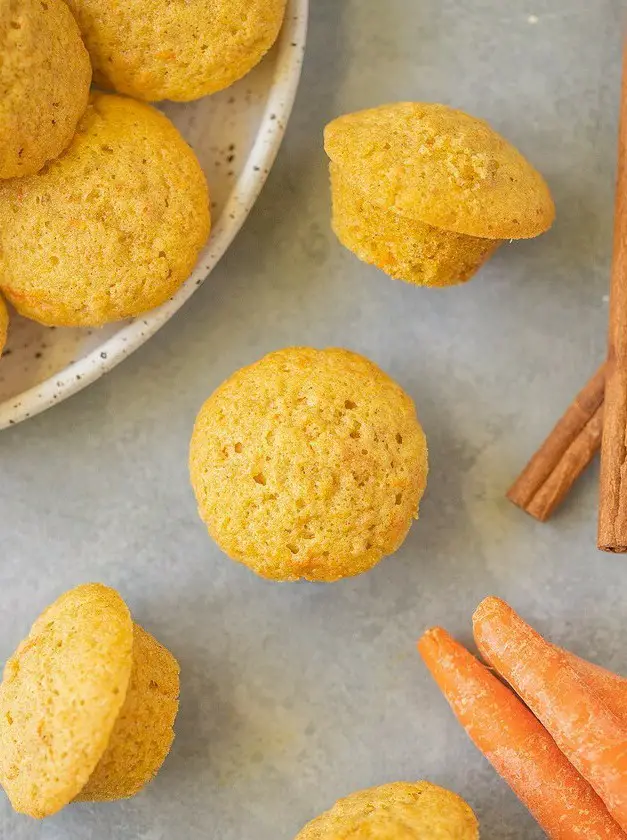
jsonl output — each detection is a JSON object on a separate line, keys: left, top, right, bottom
{"left": 418, "top": 627, "right": 625, "bottom": 840}
{"left": 473, "top": 598, "right": 627, "bottom": 832}
{"left": 563, "top": 652, "right": 627, "bottom": 723}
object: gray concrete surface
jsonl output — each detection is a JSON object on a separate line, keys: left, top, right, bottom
{"left": 0, "top": 1, "right": 624, "bottom": 837}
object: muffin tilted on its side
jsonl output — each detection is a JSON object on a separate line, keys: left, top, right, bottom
{"left": 325, "top": 102, "right": 555, "bottom": 287}
{"left": 0, "top": 584, "right": 180, "bottom": 818}
{"left": 294, "top": 782, "right": 479, "bottom": 839}
{"left": 190, "top": 347, "right": 428, "bottom": 582}
{"left": 66, "top": 0, "right": 287, "bottom": 102}
{"left": 0, "top": 93, "right": 210, "bottom": 327}
{"left": 0, "top": 0, "right": 91, "bottom": 179}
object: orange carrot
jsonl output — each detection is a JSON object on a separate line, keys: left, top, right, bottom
{"left": 473, "top": 597, "right": 627, "bottom": 832}
{"left": 418, "top": 627, "right": 625, "bottom": 839}
{"left": 562, "top": 652, "right": 627, "bottom": 723}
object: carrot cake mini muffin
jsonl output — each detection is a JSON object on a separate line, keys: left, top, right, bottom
{"left": 295, "top": 782, "right": 479, "bottom": 839}
{"left": 0, "top": 295, "right": 8, "bottom": 356}
{"left": 66, "top": 0, "right": 287, "bottom": 102}
{"left": 324, "top": 102, "right": 555, "bottom": 287}
{"left": 189, "top": 347, "right": 428, "bottom": 582}
{"left": 0, "top": 583, "right": 180, "bottom": 818}
{"left": 0, "top": 0, "right": 91, "bottom": 179}
{"left": 0, "top": 92, "right": 210, "bottom": 327}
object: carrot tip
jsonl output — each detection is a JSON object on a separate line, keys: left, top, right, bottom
{"left": 417, "top": 626, "right": 446, "bottom": 653}
{"left": 472, "top": 596, "right": 505, "bottom": 623}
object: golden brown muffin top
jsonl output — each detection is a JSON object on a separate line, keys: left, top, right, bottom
{"left": 0, "top": 584, "right": 133, "bottom": 818}
{"left": 324, "top": 102, "right": 555, "bottom": 240}
{"left": 66, "top": 0, "right": 287, "bottom": 102}
{"left": 0, "top": 92, "right": 210, "bottom": 327}
{"left": 190, "top": 347, "right": 428, "bottom": 582}
{"left": 0, "top": 0, "right": 91, "bottom": 178}
{"left": 295, "top": 782, "right": 479, "bottom": 840}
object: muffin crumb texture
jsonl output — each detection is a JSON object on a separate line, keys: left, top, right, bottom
{"left": 0, "top": 92, "right": 210, "bottom": 327}
{"left": 66, "top": 0, "right": 287, "bottom": 102}
{"left": 0, "top": 0, "right": 91, "bottom": 178}
{"left": 294, "top": 781, "right": 480, "bottom": 839}
{"left": 0, "top": 584, "right": 133, "bottom": 817}
{"left": 190, "top": 347, "right": 428, "bottom": 582}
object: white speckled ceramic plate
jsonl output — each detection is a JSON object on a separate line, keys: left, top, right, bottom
{"left": 0, "top": 0, "right": 307, "bottom": 430}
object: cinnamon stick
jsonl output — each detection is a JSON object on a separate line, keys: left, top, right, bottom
{"left": 599, "top": 41, "right": 627, "bottom": 552}
{"left": 507, "top": 365, "right": 605, "bottom": 521}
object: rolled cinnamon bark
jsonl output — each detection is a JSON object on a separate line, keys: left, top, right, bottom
{"left": 599, "top": 42, "right": 627, "bottom": 552}
{"left": 508, "top": 365, "right": 605, "bottom": 521}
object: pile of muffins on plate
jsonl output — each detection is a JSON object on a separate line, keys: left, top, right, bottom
{"left": 0, "top": 0, "right": 559, "bottom": 836}
{"left": 0, "top": 0, "right": 288, "bottom": 349}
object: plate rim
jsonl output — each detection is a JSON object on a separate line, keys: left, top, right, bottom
{"left": 0, "top": 0, "right": 308, "bottom": 430}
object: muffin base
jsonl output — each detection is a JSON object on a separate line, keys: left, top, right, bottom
{"left": 75, "top": 624, "right": 179, "bottom": 802}
{"left": 330, "top": 163, "right": 500, "bottom": 287}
